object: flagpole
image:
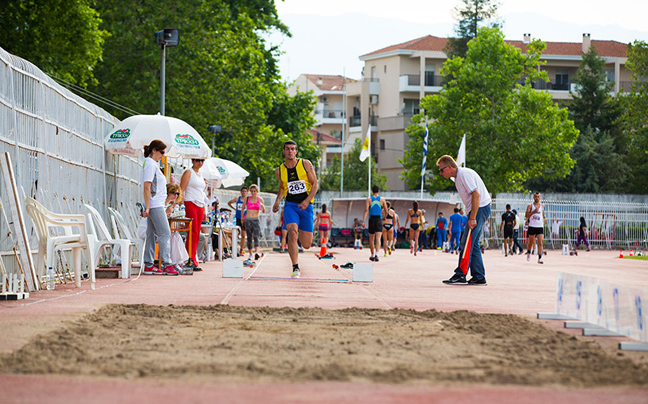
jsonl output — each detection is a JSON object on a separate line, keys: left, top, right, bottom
{"left": 368, "top": 127, "right": 371, "bottom": 195}
{"left": 420, "top": 120, "right": 428, "bottom": 199}
{"left": 340, "top": 68, "right": 345, "bottom": 198}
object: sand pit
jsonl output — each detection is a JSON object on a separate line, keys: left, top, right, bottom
{"left": 1, "top": 304, "right": 647, "bottom": 387}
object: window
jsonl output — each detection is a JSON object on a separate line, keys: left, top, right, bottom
{"left": 425, "top": 64, "right": 435, "bottom": 86}
{"left": 380, "top": 139, "right": 385, "bottom": 150}
{"left": 555, "top": 73, "right": 569, "bottom": 90}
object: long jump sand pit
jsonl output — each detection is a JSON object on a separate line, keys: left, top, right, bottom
{"left": 1, "top": 304, "right": 647, "bottom": 388}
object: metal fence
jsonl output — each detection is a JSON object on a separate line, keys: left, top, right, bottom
{"left": 486, "top": 198, "right": 648, "bottom": 251}
{"left": 0, "top": 46, "right": 142, "bottom": 280}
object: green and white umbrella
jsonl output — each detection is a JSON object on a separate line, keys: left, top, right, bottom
{"left": 104, "top": 114, "right": 212, "bottom": 159}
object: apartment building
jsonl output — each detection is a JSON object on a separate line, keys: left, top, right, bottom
{"left": 291, "top": 35, "right": 630, "bottom": 191}
{"left": 288, "top": 74, "right": 355, "bottom": 169}
{"left": 348, "top": 33, "right": 630, "bottom": 190}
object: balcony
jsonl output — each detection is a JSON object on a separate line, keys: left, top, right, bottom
{"left": 399, "top": 74, "right": 442, "bottom": 93}
{"left": 349, "top": 115, "right": 378, "bottom": 128}
{"left": 619, "top": 80, "right": 647, "bottom": 92}
{"left": 378, "top": 114, "right": 414, "bottom": 131}
{"left": 315, "top": 109, "right": 345, "bottom": 125}
{"left": 365, "top": 77, "right": 380, "bottom": 95}
{"left": 530, "top": 79, "right": 571, "bottom": 91}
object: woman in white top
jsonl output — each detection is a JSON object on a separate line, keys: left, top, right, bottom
{"left": 141, "top": 140, "right": 177, "bottom": 275}
{"left": 180, "top": 158, "right": 207, "bottom": 270}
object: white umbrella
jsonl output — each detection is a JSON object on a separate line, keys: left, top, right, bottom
{"left": 105, "top": 114, "right": 212, "bottom": 159}
{"left": 200, "top": 158, "right": 249, "bottom": 188}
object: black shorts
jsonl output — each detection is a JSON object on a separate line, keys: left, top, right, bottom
{"left": 503, "top": 226, "right": 513, "bottom": 238}
{"left": 235, "top": 217, "right": 244, "bottom": 228}
{"left": 410, "top": 223, "right": 420, "bottom": 231}
{"left": 368, "top": 216, "right": 383, "bottom": 234}
{"left": 528, "top": 226, "right": 543, "bottom": 236}
{"left": 383, "top": 223, "right": 393, "bottom": 231}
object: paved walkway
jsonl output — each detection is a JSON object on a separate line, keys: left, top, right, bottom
{"left": 1, "top": 247, "right": 647, "bottom": 403}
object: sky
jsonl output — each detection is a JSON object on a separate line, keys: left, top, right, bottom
{"left": 268, "top": 0, "right": 648, "bottom": 82}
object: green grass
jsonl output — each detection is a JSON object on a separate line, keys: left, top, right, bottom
{"left": 621, "top": 255, "right": 648, "bottom": 260}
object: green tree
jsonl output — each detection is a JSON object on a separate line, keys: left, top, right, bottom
{"left": 0, "top": 0, "right": 108, "bottom": 86}
{"left": 320, "top": 138, "right": 387, "bottom": 192}
{"left": 444, "top": 0, "right": 500, "bottom": 59}
{"left": 620, "top": 40, "right": 648, "bottom": 194}
{"left": 527, "top": 46, "right": 627, "bottom": 193}
{"left": 89, "top": 0, "right": 314, "bottom": 190}
{"left": 402, "top": 28, "right": 579, "bottom": 194}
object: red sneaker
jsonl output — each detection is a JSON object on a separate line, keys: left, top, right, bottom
{"left": 144, "top": 265, "right": 161, "bottom": 275}
{"left": 162, "top": 265, "right": 179, "bottom": 276}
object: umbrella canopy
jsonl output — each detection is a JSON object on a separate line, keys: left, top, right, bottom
{"left": 200, "top": 158, "right": 249, "bottom": 188}
{"left": 105, "top": 114, "right": 212, "bottom": 159}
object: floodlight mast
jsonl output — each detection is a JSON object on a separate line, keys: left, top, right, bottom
{"left": 155, "top": 29, "right": 179, "bottom": 116}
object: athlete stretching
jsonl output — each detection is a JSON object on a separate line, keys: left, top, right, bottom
{"left": 272, "top": 140, "right": 319, "bottom": 278}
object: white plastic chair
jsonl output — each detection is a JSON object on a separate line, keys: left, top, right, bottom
{"left": 107, "top": 207, "right": 145, "bottom": 276}
{"left": 25, "top": 197, "right": 89, "bottom": 288}
{"left": 84, "top": 204, "right": 133, "bottom": 279}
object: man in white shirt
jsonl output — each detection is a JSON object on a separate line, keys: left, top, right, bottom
{"left": 437, "top": 155, "right": 491, "bottom": 286}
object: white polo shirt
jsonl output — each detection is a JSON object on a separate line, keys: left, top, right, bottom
{"left": 454, "top": 167, "right": 491, "bottom": 214}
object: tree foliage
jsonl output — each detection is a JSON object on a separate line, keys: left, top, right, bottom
{"left": 320, "top": 138, "right": 388, "bottom": 192}
{"left": 526, "top": 46, "right": 628, "bottom": 193}
{"left": 619, "top": 40, "right": 648, "bottom": 194}
{"left": 402, "top": 28, "right": 578, "bottom": 195}
{"left": 88, "top": 0, "right": 317, "bottom": 191}
{"left": 0, "top": 0, "right": 108, "bottom": 86}
{"left": 444, "top": 0, "right": 500, "bottom": 59}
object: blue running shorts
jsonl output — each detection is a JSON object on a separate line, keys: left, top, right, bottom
{"left": 283, "top": 202, "right": 313, "bottom": 232}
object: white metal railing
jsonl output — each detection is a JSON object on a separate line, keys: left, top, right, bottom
{"left": 0, "top": 46, "right": 141, "bottom": 282}
{"left": 485, "top": 198, "right": 648, "bottom": 251}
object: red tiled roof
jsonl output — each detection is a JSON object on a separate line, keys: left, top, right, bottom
{"left": 362, "top": 35, "right": 628, "bottom": 58}
{"left": 311, "top": 129, "right": 342, "bottom": 144}
{"left": 303, "top": 74, "right": 356, "bottom": 91}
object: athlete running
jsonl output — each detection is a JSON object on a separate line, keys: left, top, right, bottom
{"left": 272, "top": 140, "right": 319, "bottom": 278}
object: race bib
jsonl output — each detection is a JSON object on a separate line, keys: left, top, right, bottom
{"left": 287, "top": 180, "right": 307, "bottom": 194}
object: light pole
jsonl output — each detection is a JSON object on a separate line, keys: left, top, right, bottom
{"left": 154, "top": 28, "right": 179, "bottom": 116}
{"left": 208, "top": 124, "right": 222, "bottom": 156}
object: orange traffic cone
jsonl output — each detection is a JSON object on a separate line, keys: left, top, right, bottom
{"left": 619, "top": 249, "right": 624, "bottom": 258}
{"left": 320, "top": 238, "right": 327, "bottom": 257}
{"left": 630, "top": 249, "right": 634, "bottom": 256}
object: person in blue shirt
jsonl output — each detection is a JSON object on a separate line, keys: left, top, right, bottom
{"left": 436, "top": 212, "right": 448, "bottom": 250}
{"left": 460, "top": 208, "right": 468, "bottom": 240}
{"left": 362, "top": 185, "right": 387, "bottom": 262}
{"left": 448, "top": 208, "right": 463, "bottom": 254}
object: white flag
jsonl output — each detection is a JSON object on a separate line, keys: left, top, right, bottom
{"left": 456, "top": 134, "right": 466, "bottom": 167}
{"left": 359, "top": 126, "right": 371, "bottom": 162}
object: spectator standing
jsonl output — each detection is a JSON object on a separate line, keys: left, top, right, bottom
{"left": 141, "top": 140, "right": 178, "bottom": 276}
{"left": 448, "top": 208, "right": 463, "bottom": 254}
{"left": 500, "top": 204, "right": 516, "bottom": 257}
{"left": 575, "top": 216, "right": 591, "bottom": 251}
{"left": 180, "top": 158, "right": 208, "bottom": 271}
{"left": 511, "top": 209, "right": 524, "bottom": 254}
{"left": 436, "top": 212, "right": 448, "bottom": 250}
{"left": 228, "top": 187, "right": 248, "bottom": 256}
{"left": 362, "top": 185, "right": 388, "bottom": 262}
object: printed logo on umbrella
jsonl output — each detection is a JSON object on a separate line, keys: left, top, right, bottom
{"left": 108, "top": 128, "right": 131, "bottom": 141}
{"left": 175, "top": 133, "right": 200, "bottom": 146}
{"left": 216, "top": 166, "right": 226, "bottom": 174}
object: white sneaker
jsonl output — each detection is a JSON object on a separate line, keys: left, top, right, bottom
{"left": 291, "top": 268, "right": 300, "bottom": 278}
{"left": 538, "top": 257, "right": 544, "bottom": 264}
{"left": 526, "top": 253, "right": 531, "bottom": 262}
